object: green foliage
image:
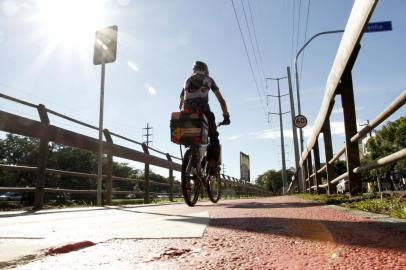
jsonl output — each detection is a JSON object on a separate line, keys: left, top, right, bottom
{"left": 255, "top": 169, "right": 294, "bottom": 194}
{"left": 363, "top": 117, "right": 406, "bottom": 175}
{"left": 296, "top": 193, "right": 406, "bottom": 219}
{"left": 295, "top": 193, "right": 348, "bottom": 204}
{"left": 334, "top": 160, "right": 347, "bottom": 177}
{"left": 351, "top": 196, "right": 406, "bottom": 219}
{"left": 0, "top": 134, "right": 173, "bottom": 204}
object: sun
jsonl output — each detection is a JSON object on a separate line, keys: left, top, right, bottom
{"left": 37, "top": 0, "right": 106, "bottom": 51}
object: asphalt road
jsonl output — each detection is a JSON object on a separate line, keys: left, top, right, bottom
{"left": 2, "top": 196, "right": 406, "bottom": 269}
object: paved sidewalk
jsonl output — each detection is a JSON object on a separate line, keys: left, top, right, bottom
{"left": 0, "top": 203, "right": 209, "bottom": 264}
{"left": 2, "top": 196, "right": 406, "bottom": 269}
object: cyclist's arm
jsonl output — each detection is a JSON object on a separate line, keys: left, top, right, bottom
{"left": 213, "top": 90, "right": 229, "bottom": 118}
{"left": 179, "top": 89, "right": 185, "bottom": 110}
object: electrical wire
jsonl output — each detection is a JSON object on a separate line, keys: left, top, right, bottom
{"left": 230, "top": 0, "right": 267, "bottom": 116}
{"left": 240, "top": 0, "right": 267, "bottom": 97}
{"left": 300, "top": 0, "right": 311, "bottom": 84}
{"left": 295, "top": 0, "right": 303, "bottom": 57}
{"left": 246, "top": 0, "right": 267, "bottom": 88}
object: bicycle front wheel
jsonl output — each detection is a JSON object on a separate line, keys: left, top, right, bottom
{"left": 207, "top": 172, "right": 221, "bottom": 203}
{"left": 181, "top": 149, "right": 200, "bottom": 207}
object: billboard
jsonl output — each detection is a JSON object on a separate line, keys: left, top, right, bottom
{"left": 240, "top": 152, "right": 250, "bottom": 182}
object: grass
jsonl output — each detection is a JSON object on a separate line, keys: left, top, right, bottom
{"left": 295, "top": 193, "right": 406, "bottom": 219}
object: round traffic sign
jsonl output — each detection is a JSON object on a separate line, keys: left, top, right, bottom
{"left": 294, "top": 115, "right": 307, "bottom": 128}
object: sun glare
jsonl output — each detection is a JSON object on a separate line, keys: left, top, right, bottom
{"left": 38, "top": 0, "right": 106, "bottom": 51}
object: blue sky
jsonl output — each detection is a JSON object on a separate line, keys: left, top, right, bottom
{"left": 0, "top": 0, "right": 405, "bottom": 182}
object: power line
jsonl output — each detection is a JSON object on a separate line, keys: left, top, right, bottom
{"left": 295, "top": 0, "right": 303, "bottom": 56}
{"left": 230, "top": 0, "right": 267, "bottom": 116}
{"left": 246, "top": 0, "right": 267, "bottom": 87}
{"left": 300, "top": 0, "right": 311, "bottom": 84}
{"left": 240, "top": 0, "right": 267, "bottom": 97}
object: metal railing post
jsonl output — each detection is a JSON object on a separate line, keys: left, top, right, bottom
{"left": 103, "top": 129, "right": 113, "bottom": 205}
{"left": 34, "top": 104, "right": 50, "bottom": 209}
{"left": 141, "top": 143, "right": 150, "bottom": 203}
{"left": 166, "top": 153, "right": 174, "bottom": 202}
{"left": 313, "top": 140, "right": 322, "bottom": 194}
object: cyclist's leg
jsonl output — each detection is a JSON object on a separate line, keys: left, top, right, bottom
{"left": 205, "top": 111, "right": 220, "bottom": 167}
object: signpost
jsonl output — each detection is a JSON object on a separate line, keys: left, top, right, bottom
{"left": 365, "top": 21, "right": 392, "bottom": 33}
{"left": 294, "top": 114, "right": 307, "bottom": 129}
{"left": 93, "top": 25, "right": 118, "bottom": 206}
{"left": 240, "top": 152, "right": 250, "bottom": 182}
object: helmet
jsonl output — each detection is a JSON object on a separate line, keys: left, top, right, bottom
{"left": 193, "top": 61, "right": 209, "bottom": 74}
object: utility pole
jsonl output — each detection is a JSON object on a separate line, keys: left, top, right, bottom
{"left": 222, "top": 163, "right": 226, "bottom": 176}
{"left": 287, "top": 66, "right": 301, "bottom": 192}
{"left": 143, "top": 123, "right": 153, "bottom": 146}
{"left": 266, "top": 76, "right": 289, "bottom": 194}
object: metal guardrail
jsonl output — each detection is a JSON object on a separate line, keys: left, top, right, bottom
{"left": 288, "top": 0, "right": 406, "bottom": 195}
{"left": 0, "top": 93, "right": 270, "bottom": 208}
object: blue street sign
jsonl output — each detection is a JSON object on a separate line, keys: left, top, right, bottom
{"left": 365, "top": 21, "right": 392, "bottom": 33}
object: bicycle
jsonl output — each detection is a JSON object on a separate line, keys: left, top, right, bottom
{"left": 181, "top": 122, "right": 227, "bottom": 207}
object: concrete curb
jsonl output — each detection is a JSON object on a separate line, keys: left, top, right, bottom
{"left": 322, "top": 204, "right": 406, "bottom": 231}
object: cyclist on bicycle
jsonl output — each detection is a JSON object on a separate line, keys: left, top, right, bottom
{"left": 179, "top": 61, "right": 230, "bottom": 173}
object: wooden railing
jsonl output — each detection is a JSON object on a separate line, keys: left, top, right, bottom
{"left": 288, "top": 0, "right": 405, "bottom": 195}
{"left": 0, "top": 93, "right": 270, "bottom": 208}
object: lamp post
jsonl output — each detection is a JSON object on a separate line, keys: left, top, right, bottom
{"left": 294, "top": 30, "right": 344, "bottom": 153}
{"left": 294, "top": 30, "right": 344, "bottom": 192}
{"left": 93, "top": 25, "right": 118, "bottom": 206}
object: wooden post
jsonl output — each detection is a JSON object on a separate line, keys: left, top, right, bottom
{"left": 34, "top": 104, "right": 49, "bottom": 210}
{"left": 303, "top": 159, "right": 309, "bottom": 193}
{"left": 103, "top": 129, "right": 113, "bottom": 205}
{"left": 340, "top": 71, "right": 362, "bottom": 196}
{"left": 141, "top": 143, "right": 150, "bottom": 204}
{"left": 313, "top": 140, "right": 322, "bottom": 194}
{"left": 166, "top": 153, "right": 174, "bottom": 202}
{"left": 323, "top": 121, "right": 336, "bottom": 194}
{"left": 307, "top": 154, "right": 313, "bottom": 193}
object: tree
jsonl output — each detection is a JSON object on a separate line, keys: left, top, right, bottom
{"left": 0, "top": 134, "right": 172, "bottom": 201}
{"left": 256, "top": 169, "right": 294, "bottom": 194}
{"left": 361, "top": 117, "right": 405, "bottom": 190}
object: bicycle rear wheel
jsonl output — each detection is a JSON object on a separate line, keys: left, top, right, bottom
{"left": 207, "top": 171, "right": 221, "bottom": 203}
{"left": 181, "top": 149, "right": 200, "bottom": 207}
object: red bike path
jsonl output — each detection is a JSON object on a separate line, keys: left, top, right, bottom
{"left": 3, "top": 196, "right": 406, "bottom": 269}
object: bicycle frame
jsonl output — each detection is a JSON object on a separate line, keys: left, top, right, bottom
{"left": 185, "top": 143, "right": 210, "bottom": 185}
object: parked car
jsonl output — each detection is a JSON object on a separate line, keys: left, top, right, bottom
{"left": 336, "top": 180, "right": 349, "bottom": 194}
{"left": 0, "top": 192, "right": 23, "bottom": 201}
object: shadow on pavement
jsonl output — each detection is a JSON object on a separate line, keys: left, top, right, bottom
{"left": 0, "top": 202, "right": 184, "bottom": 218}
{"left": 209, "top": 216, "right": 406, "bottom": 251}
{"left": 225, "top": 202, "right": 324, "bottom": 209}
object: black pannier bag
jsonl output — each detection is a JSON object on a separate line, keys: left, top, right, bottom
{"left": 170, "top": 112, "right": 208, "bottom": 145}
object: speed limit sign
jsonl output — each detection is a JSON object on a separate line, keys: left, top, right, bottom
{"left": 294, "top": 115, "right": 307, "bottom": 128}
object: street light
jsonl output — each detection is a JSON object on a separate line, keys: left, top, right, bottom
{"left": 93, "top": 25, "right": 118, "bottom": 206}
{"left": 294, "top": 29, "right": 344, "bottom": 192}
{"left": 294, "top": 30, "right": 344, "bottom": 153}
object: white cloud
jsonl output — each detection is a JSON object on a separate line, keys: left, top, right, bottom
{"left": 127, "top": 61, "right": 139, "bottom": 72}
{"left": 254, "top": 121, "right": 347, "bottom": 140}
{"left": 117, "top": 0, "right": 131, "bottom": 6}
{"left": 332, "top": 106, "right": 365, "bottom": 114}
{"left": 146, "top": 84, "right": 157, "bottom": 95}
{"left": 1, "top": 1, "right": 29, "bottom": 16}
{"left": 227, "top": 135, "right": 240, "bottom": 140}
